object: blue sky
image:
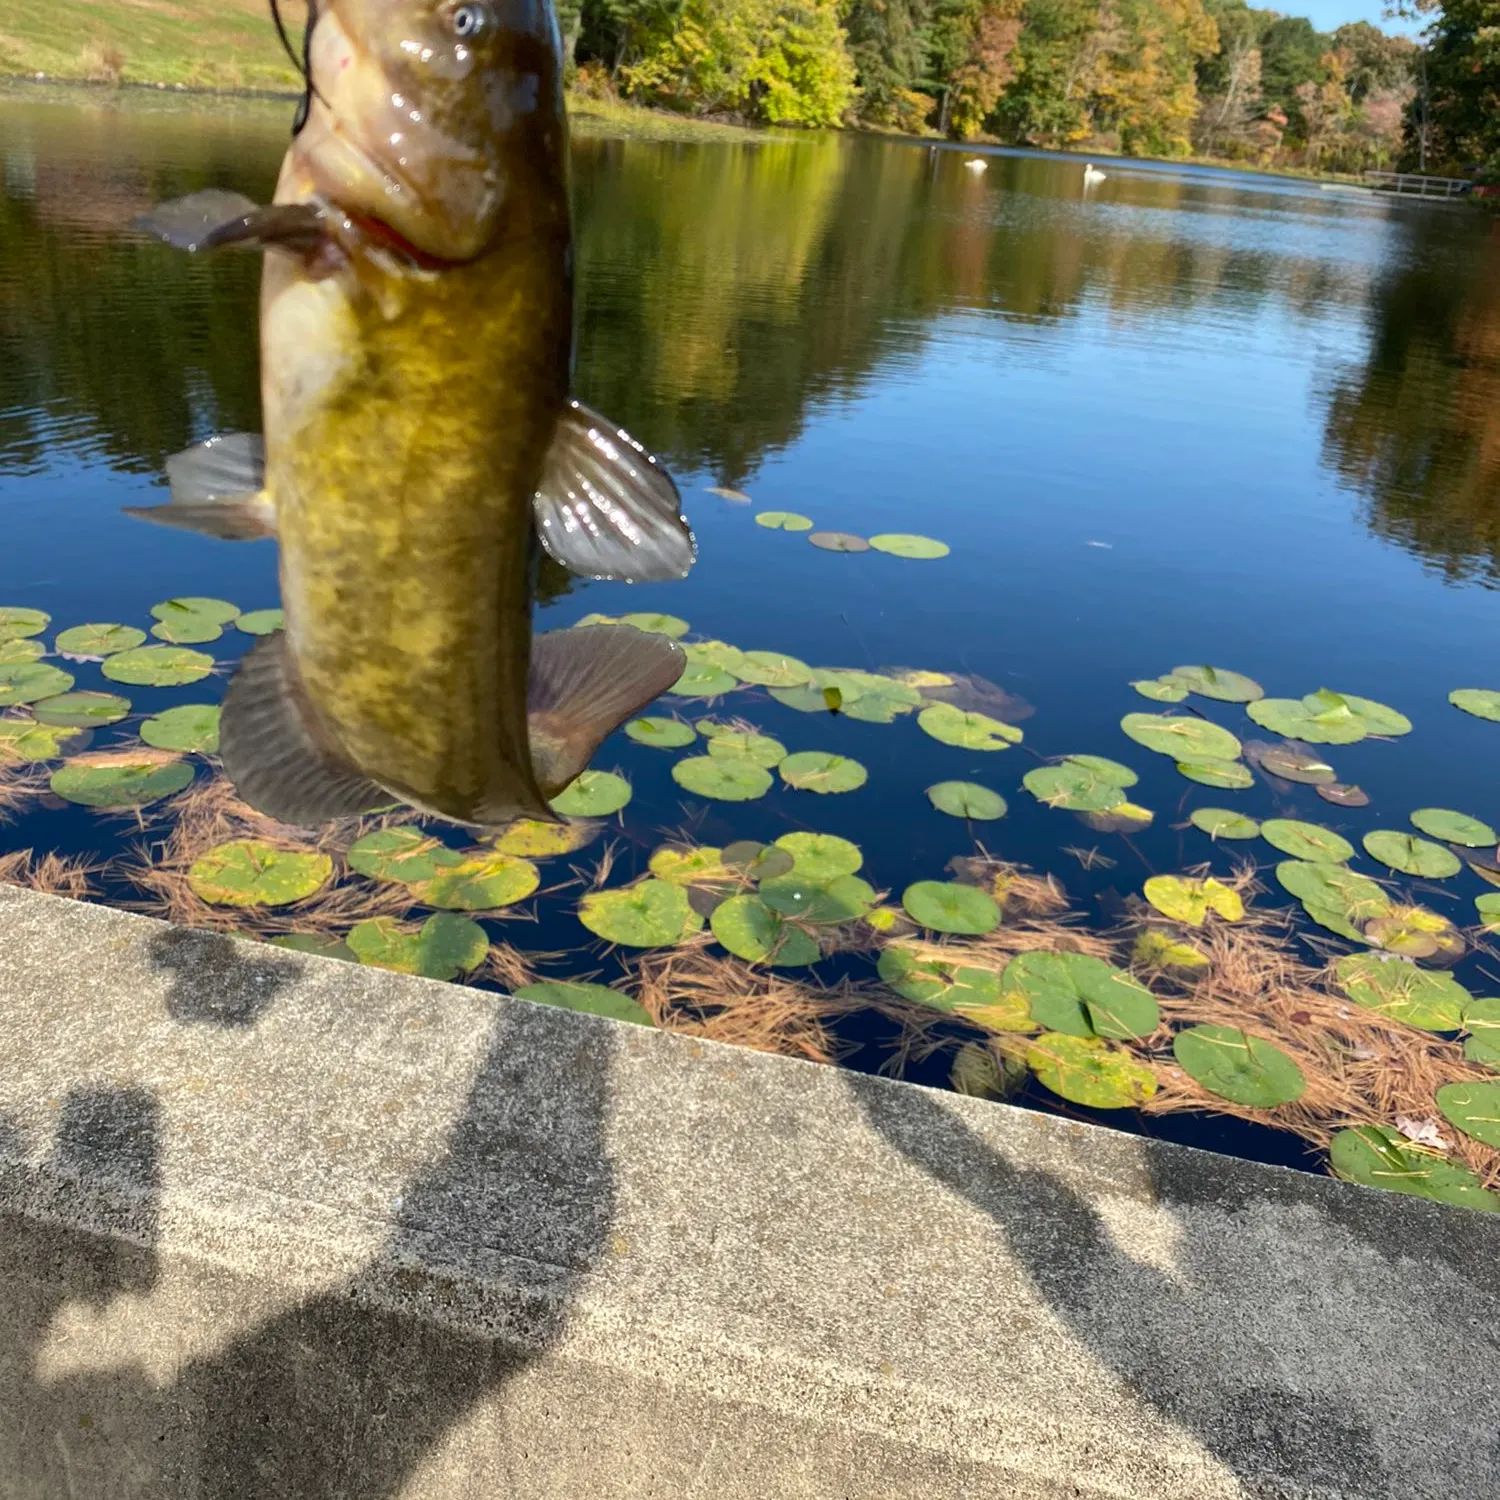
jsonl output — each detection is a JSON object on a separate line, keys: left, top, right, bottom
{"left": 1291, "top": 0, "right": 1427, "bottom": 36}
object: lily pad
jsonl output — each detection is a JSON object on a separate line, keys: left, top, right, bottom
{"left": 1132, "top": 930, "right": 1210, "bottom": 973}
{"left": 1335, "top": 953, "right": 1468, "bottom": 1030}
{"left": 54, "top": 623, "right": 146, "bottom": 657}
{"left": 1362, "top": 830, "right": 1461, "bottom": 879}
{"left": 1170, "top": 665, "right": 1263, "bottom": 703}
{"left": 1190, "top": 808, "right": 1260, "bottom": 840}
{"left": 723, "top": 840, "right": 795, "bottom": 880}
{"left": 1450, "top": 689, "right": 1500, "bottom": 722}
{"left": 514, "top": 980, "right": 651, "bottom": 1026}
{"left": 1079, "top": 802, "right": 1154, "bottom": 833}
{"left": 1023, "top": 761, "right": 1126, "bottom": 814}
{"left": 1142, "top": 875, "right": 1244, "bottom": 926}
{"left": 1276, "top": 860, "right": 1391, "bottom": 941}
{"left": 1259, "top": 819, "right": 1354, "bottom": 863}
{"left": 550, "top": 770, "right": 631, "bottom": 817}
{"left": 1132, "top": 676, "right": 1188, "bottom": 703}
{"left": 1247, "top": 696, "right": 1364, "bottom": 744}
{"left": 1245, "top": 741, "right": 1336, "bottom": 785}
{"left": 868, "top": 533, "right": 949, "bottom": 559}
{"left": 808, "top": 531, "right": 869, "bottom": 552}
{"left": 1172, "top": 1025, "right": 1305, "bottom": 1107}
{"left": 348, "top": 913, "right": 488, "bottom": 979}
{"left": 152, "top": 597, "right": 239, "bottom": 627}
{"left": 649, "top": 845, "right": 732, "bottom": 885}
{"left": 1363, "top": 906, "right": 1465, "bottom": 961}
{"left": 755, "top": 511, "right": 813, "bottom": 531}
{"left": 1336, "top": 693, "right": 1411, "bottom": 737}
{"left": 710, "top": 894, "right": 820, "bottom": 966}
{"left": 1027, "top": 1034, "right": 1158, "bottom": 1109}
{"left": 878, "top": 945, "right": 1008, "bottom": 1014}
{"left": 1410, "top": 808, "right": 1497, "bottom": 847}
{"left": 0, "top": 638, "right": 45, "bottom": 665}
{"left": 102, "top": 646, "right": 214, "bottom": 687}
{"left": 774, "top": 832, "right": 862, "bottom": 881}
{"left": 1067, "top": 754, "right": 1137, "bottom": 787}
{"left": 625, "top": 716, "right": 696, "bottom": 748}
{"left": 412, "top": 853, "right": 540, "bottom": 910}
{"left": 761, "top": 874, "right": 875, "bottom": 923}
{"left": 50, "top": 751, "right": 193, "bottom": 808}
{"left": 918, "top": 703, "right": 1022, "bottom": 751}
{"left": 733, "top": 651, "right": 813, "bottom": 689}
{"left": 707, "top": 730, "right": 787, "bottom": 766}
{"left": 951, "top": 1043, "right": 1028, "bottom": 1099}
{"left": 349, "top": 828, "right": 465, "bottom": 883}
{"left": 140, "top": 703, "right": 220, "bottom": 753}
{"left": 1121, "top": 713, "right": 1240, "bottom": 761}
{"left": 151, "top": 616, "right": 222, "bottom": 645}
{"left": 901, "top": 880, "right": 1000, "bottom": 935}
{"left": 1329, "top": 1125, "right": 1497, "bottom": 1212}
{"left": 1463, "top": 998, "right": 1500, "bottom": 1068}
{"left": 1317, "top": 782, "right": 1369, "bottom": 808}
{"left": 618, "top": 612, "right": 689, "bottom": 638}
{"left": 769, "top": 669, "right": 865, "bottom": 714}
{"left": 672, "top": 754, "right": 773, "bottom": 801}
{"left": 1002, "top": 951, "right": 1159, "bottom": 1039}
{"left": 0, "top": 719, "right": 85, "bottom": 762}
{"left": 1436, "top": 1079, "right": 1500, "bottom": 1150}
{"left": 666, "top": 663, "right": 738, "bottom": 699}
{"left": 495, "top": 818, "right": 593, "bottom": 857}
{"left": 236, "top": 609, "right": 284, "bottom": 636}
{"left": 1177, "top": 759, "right": 1254, "bottom": 790}
{"left": 33, "top": 691, "right": 130, "bottom": 727}
{"left": 927, "top": 781, "right": 1007, "bottom": 819}
{"left": 579, "top": 879, "right": 696, "bottom": 947}
{"left": 270, "top": 933, "right": 356, "bottom": 962}
{"left": 188, "top": 840, "right": 333, "bottom": 907}
{"left": 778, "top": 751, "right": 867, "bottom": 794}
{"left": 683, "top": 641, "right": 748, "bottom": 674}
{"left": 0, "top": 607, "right": 49, "bottom": 641}
{"left": 0, "top": 662, "right": 74, "bottom": 705}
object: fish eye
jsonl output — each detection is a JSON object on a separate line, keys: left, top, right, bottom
{"left": 449, "top": 3, "right": 490, "bottom": 38}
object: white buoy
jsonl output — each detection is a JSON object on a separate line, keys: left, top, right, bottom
{"left": 1083, "top": 162, "right": 1106, "bottom": 185}
{"left": 963, "top": 157, "right": 987, "bottom": 173}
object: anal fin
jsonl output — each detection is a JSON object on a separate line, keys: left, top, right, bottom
{"left": 220, "top": 634, "right": 394, "bottom": 826}
{"left": 124, "top": 433, "right": 276, "bottom": 541}
{"left": 528, "top": 625, "right": 686, "bottom": 796}
{"left": 133, "top": 191, "right": 329, "bottom": 254}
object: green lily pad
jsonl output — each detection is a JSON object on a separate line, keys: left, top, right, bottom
{"left": 1190, "top": 808, "right": 1260, "bottom": 840}
{"left": 1143, "top": 875, "right": 1244, "bottom": 926}
{"left": 1121, "top": 713, "right": 1240, "bottom": 761}
{"left": 0, "top": 607, "right": 49, "bottom": 641}
{"left": 50, "top": 752, "right": 194, "bottom": 809}
{"left": 877, "top": 945, "right": 1010, "bottom": 1017}
{"left": 514, "top": 980, "right": 652, "bottom": 1026}
{"left": 1002, "top": 951, "right": 1159, "bottom": 1039}
{"left": 778, "top": 751, "right": 867, "bottom": 794}
{"left": 1436, "top": 1079, "right": 1500, "bottom": 1150}
{"left": 1172, "top": 1025, "right": 1305, "bottom": 1107}
{"left": 412, "top": 853, "right": 540, "bottom": 910}
{"left": 1132, "top": 930, "right": 1210, "bottom": 972}
{"left": 649, "top": 845, "right": 732, "bottom": 885}
{"left": 707, "top": 731, "right": 787, "bottom": 767}
{"left": 349, "top": 827, "right": 465, "bottom": 883}
{"left": 54, "top": 624, "right": 146, "bottom": 657}
{"left": 774, "top": 832, "right": 862, "bottom": 881}
{"left": 841, "top": 690, "right": 919, "bottom": 724}
{"left": 666, "top": 663, "right": 738, "bottom": 699}
{"left": 1079, "top": 802, "right": 1155, "bottom": 834}
{"left": 236, "top": 609, "right": 285, "bottom": 636}
{"left": 1023, "top": 762, "right": 1126, "bottom": 813}
{"left": 769, "top": 669, "right": 865, "bottom": 714}
{"left": 760, "top": 874, "right": 875, "bottom": 923}
{"left": 1177, "top": 759, "right": 1254, "bottom": 790}
{"left": 1335, "top": 953, "right": 1468, "bottom": 1030}
{"left": 868, "top": 533, "right": 950, "bottom": 559}
{"left": 151, "top": 616, "right": 222, "bottom": 645}
{"left": 0, "top": 662, "right": 74, "bottom": 705}
{"left": 927, "top": 781, "right": 1007, "bottom": 819}
{"left": 734, "top": 651, "right": 813, "bottom": 688}
{"left": 348, "top": 913, "right": 488, "bottom": 980}
{"left": 1364, "top": 905, "right": 1465, "bottom": 961}
{"left": 1260, "top": 819, "right": 1353, "bottom": 863}
{"left": 1329, "top": 1125, "right": 1497, "bottom": 1212}
{"left": 625, "top": 716, "right": 697, "bottom": 748}
{"left": 618, "top": 612, "right": 689, "bottom": 638}
{"left": 1247, "top": 696, "right": 1364, "bottom": 744}
{"left": 1463, "top": 997, "right": 1500, "bottom": 1068}
{"left": 0, "top": 638, "right": 45, "bottom": 665}
{"left": 579, "top": 880, "right": 696, "bottom": 947}
{"left": 1410, "top": 808, "right": 1497, "bottom": 847}
{"left": 102, "top": 646, "right": 214, "bottom": 686}
{"left": 33, "top": 691, "right": 131, "bottom": 727}
{"left": 918, "top": 703, "right": 1022, "bottom": 751}
{"left": 755, "top": 511, "right": 813, "bottom": 531}
{"left": 901, "top": 880, "right": 1000, "bottom": 935}
{"left": 550, "top": 770, "right": 632, "bottom": 817}
{"left": 1027, "top": 1034, "right": 1158, "bottom": 1109}
{"left": 710, "top": 894, "right": 821, "bottom": 966}
{"left": 1336, "top": 693, "right": 1411, "bottom": 737}
{"left": 1170, "top": 665, "right": 1263, "bottom": 703}
{"left": 188, "top": 840, "right": 333, "bottom": 907}
{"left": 0, "top": 719, "right": 85, "bottom": 762}
{"left": 1247, "top": 741, "right": 1337, "bottom": 785}
{"left": 269, "top": 933, "right": 356, "bottom": 962}
{"left": 1132, "top": 676, "right": 1188, "bottom": 703}
{"left": 683, "top": 641, "right": 748, "bottom": 674}
{"left": 672, "top": 754, "right": 773, "bottom": 801}
{"left": 1362, "top": 830, "right": 1462, "bottom": 879}
{"left": 808, "top": 531, "right": 869, "bottom": 552}
{"left": 1276, "top": 860, "right": 1391, "bottom": 941}
{"left": 722, "top": 841, "right": 795, "bottom": 880}
{"left": 151, "top": 596, "right": 238, "bottom": 626}
{"left": 1476, "top": 893, "right": 1500, "bottom": 930}
{"left": 1450, "top": 689, "right": 1500, "bottom": 722}
{"left": 1067, "top": 754, "right": 1137, "bottom": 787}
{"left": 140, "top": 704, "right": 221, "bottom": 753}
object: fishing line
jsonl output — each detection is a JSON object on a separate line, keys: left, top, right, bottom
{"left": 268, "top": 0, "right": 328, "bottom": 134}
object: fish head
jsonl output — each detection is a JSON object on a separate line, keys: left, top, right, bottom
{"left": 291, "top": 0, "right": 567, "bottom": 262}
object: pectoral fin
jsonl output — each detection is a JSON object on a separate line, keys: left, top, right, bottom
{"left": 133, "top": 190, "right": 329, "bottom": 254}
{"left": 528, "top": 624, "right": 686, "bottom": 796}
{"left": 124, "top": 433, "right": 276, "bottom": 541}
{"left": 533, "top": 401, "right": 696, "bottom": 582}
{"left": 219, "top": 635, "right": 395, "bottom": 826}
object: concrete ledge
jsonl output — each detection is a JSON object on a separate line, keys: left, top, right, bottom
{"left": 0, "top": 883, "right": 1496, "bottom": 1498}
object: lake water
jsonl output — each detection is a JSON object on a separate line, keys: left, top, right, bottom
{"left": 4, "top": 90, "right": 1500, "bottom": 1186}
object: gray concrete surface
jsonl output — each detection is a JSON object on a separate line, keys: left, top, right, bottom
{"left": 0, "top": 882, "right": 1495, "bottom": 1498}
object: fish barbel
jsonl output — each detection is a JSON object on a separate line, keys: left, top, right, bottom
{"left": 130, "top": 0, "right": 695, "bottom": 827}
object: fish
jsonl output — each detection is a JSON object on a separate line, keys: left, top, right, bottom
{"left": 128, "top": 0, "right": 696, "bottom": 828}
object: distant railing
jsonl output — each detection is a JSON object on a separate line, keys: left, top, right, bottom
{"left": 1363, "top": 171, "right": 1471, "bottom": 199}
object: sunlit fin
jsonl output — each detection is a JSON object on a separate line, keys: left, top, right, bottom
{"left": 123, "top": 433, "right": 276, "bottom": 540}
{"left": 528, "top": 625, "right": 686, "bottom": 796}
{"left": 219, "top": 635, "right": 394, "bottom": 826}
{"left": 133, "top": 191, "right": 328, "bottom": 253}
{"left": 533, "top": 400, "right": 696, "bottom": 582}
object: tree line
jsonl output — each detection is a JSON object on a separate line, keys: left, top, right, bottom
{"left": 560, "top": 0, "right": 1498, "bottom": 176}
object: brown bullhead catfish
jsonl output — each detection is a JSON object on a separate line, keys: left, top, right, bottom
{"left": 130, "top": 0, "right": 695, "bottom": 828}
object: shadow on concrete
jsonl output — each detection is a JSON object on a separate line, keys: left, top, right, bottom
{"left": 0, "top": 998, "right": 615, "bottom": 1496}
{"left": 147, "top": 926, "right": 299, "bottom": 1028}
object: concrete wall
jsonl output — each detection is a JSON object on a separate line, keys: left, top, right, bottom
{"left": 0, "top": 882, "right": 1495, "bottom": 1498}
